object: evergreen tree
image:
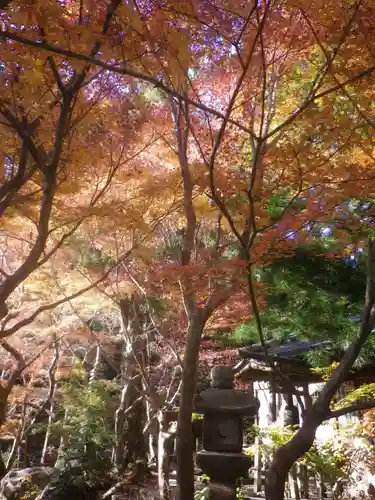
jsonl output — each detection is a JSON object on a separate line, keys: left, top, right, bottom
{"left": 235, "top": 244, "right": 375, "bottom": 366}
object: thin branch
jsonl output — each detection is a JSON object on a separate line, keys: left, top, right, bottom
{"left": 0, "top": 0, "right": 124, "bottom": 318}
{"left": 47, "top": 56, "right": 66, "bottom": 96}
{"left": 0, "top": 142, "right": 31, "bottom": 216}
{"left": 0, "top": 339, "right": 25, "bottom": 385}
{"left": 0, "top": 94, "right": 71, "bottom": 309}
{"left": 0, "top": 30, "right": 259, "bottom": 137}
{"left": 205, "top": 3, "right": 271, "bottom": 250}
{"left": 0, "top": 107, "right": 46, "bottom": 166}
{"left": 0, "top": 243, "right": 136, "bottom": 339}
{"left": 328, "top": 400, "right": 375, "bottom": 419}
{"left": 4, "top": 23, "right": 374, "bottom": 137}
{"left": 266, "top": 1, "right": 363, "bottom": 139}
{"left": 24, "top": 337, "right": 59, "bottom": 434}
{"left": 302, "top": 7, "right": 375, "bottom": 131}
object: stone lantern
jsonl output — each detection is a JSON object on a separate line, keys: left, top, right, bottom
{"left": 195, "top": 366, "right": 259, "bottom": 500}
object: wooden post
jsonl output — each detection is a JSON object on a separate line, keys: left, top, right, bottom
{"left": 303, "top": 384, "right": 312, "bottom": 412}
{"left": 297, "top": 463, "right": 309, "bottom": 499}
{"left": 254, "top": 435, "right": 262, "bottom": 493}
{"left": 253, "top": 385, "right": 262, "bottom": 494}
{"left": 318, "top": 474, "right": 326, "bottom": 500}
{"left": 270, "top": 377, "right": 277, "bottom": 422}
{"left": 289, "top": 464, "right": 301, "bottom": 500}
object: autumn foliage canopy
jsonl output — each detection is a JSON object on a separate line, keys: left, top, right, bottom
{"left": 1, "top": 0, "right": 375, "bottom": 498}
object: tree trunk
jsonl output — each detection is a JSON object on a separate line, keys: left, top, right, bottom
{"left": 0, "top": 452, "right": 6, "bottom": 479}
{"left": 265, "top": 412, "right": 320, "bottom": 500}
{"left": 6, "top": 397, "right": 27, "bottom": 470}
{"left": 55, "top": 408, "right": 69, "bottom": 468}
{"left": 88, "top": 344, "right": 101, "bottom": 385}
{"left": 122, "top": 363, "right": 147, "bottom": 474}
{"left": 288, "top": 464, "right": 300, "bottom": 500}
{"left": 176, "top": 315, "right": 203, "bottom": 500}
{"left": 0, "top": 386, "right": 11, "bottom": 477}
{"left": 40, "top": 401, "right": 54, "bottom": 465}
{"left": 146, "top": 399, "right": 157, "bottom": 465}
{"left": 114, "top": 384, "right": 127, "bottom": 473}
{"left": 118, "top": 297, "right": 148, "bottom": 478}
{"left": 158, "top": 411, "right": 176, "bottom": 500}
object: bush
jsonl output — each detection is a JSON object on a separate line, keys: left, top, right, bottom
{"left": 45, "top": 375, "right": 119, "bottom": 493}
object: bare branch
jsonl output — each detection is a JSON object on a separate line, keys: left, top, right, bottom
{"left": 24, "top": 337, "right": 59, "bottom": 434}
{"left": 47, "top": 56, "right": 66, "bottom": 96}
{"left": 0, "top": 244, "right": 135, "bottom": 339}
{"left": 0, "top": 339, "right": 25, "bottom": 385}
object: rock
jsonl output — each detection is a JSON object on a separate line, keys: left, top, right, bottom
{"left": 35, "top": 483, "right": 101, "bottom": 500}
{"left": 0, "top": 467, "right": 53, "bottom": 499}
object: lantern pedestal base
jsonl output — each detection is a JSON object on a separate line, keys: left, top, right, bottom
{"left": 197, "top": 450, "right": 252, "bottom": 499}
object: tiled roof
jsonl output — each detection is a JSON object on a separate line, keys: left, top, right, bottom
{"left": 239, "top": 334, "right": 334, "bottom": 362}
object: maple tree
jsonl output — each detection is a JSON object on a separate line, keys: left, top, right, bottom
{"left": 3, "top": 0, "right": 375, "bottom": 499}
{"left": 0, "top": 0, "right": 183, "bottom": 483}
